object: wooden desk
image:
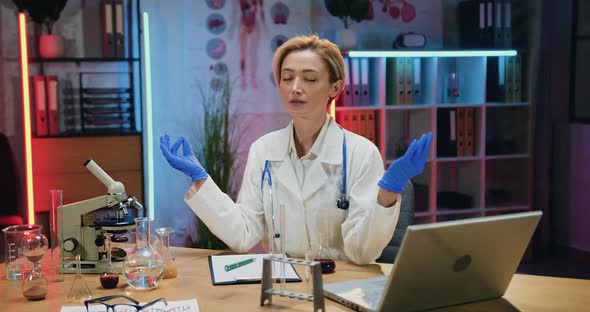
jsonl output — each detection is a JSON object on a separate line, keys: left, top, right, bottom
{"left": 1, "top": 247, "right": 589, "bottom": 311}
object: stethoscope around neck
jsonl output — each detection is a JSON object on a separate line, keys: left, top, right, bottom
{"left": 260, "top": 124, "right": 350, "bottom": 210}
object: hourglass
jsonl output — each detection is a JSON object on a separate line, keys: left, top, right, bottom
{"left": 21, "top": 232, "right": 49, "bottom": 301}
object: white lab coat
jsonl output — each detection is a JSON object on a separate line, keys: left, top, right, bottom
{"left": 185, "top": 118, "right": 400, "bottom": 264}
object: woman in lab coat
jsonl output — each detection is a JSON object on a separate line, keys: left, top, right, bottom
{"left": 160, "top": 34, "right": 432, "bottom": 265}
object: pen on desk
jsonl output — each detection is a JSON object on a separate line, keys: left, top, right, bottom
{"left": 224, "top": 257, "right": 256, "bottom": 272}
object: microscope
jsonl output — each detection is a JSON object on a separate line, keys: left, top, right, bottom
{"left": 58, "top": 159, "right": 143, "bottom": 274}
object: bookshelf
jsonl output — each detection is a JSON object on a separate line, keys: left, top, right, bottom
{"left": 335, "top": 51, "right": 532, "bottom": 224}
{"left": 17, "top": 0, "right": 146, "bottom": 216}
{"left": 28, "top": 0, "right": 143, "bottom": 137}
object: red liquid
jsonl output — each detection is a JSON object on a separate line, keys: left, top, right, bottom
{"left": 316, "top": 258, "right": 336, "bottom": 274}
{"left": 100, "top": 273, "right": 119, "bottom": 289}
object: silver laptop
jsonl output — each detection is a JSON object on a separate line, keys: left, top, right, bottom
{"left": 324, "top": 211, "right": 542, "bottom": 312}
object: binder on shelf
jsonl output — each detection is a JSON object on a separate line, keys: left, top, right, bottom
{"left": 412, "top": 58, "right": 422, "bottom": 104}
{"left": 32, "top": 76, "right": 48, "bottom": 137}
{"left": 360, "top": 58, "right": 371, "bottom": 106}
{"left": 114, "top": 0, "right": 125, "bottom": 57}
{"left": 456, "top": 108, "right": 466, "bottom": 156}
{"left": 350, "top": 111, "right": 359, "bottom": 135}
{"left": 437, "top": 108, "right": 457, "bottom": 157}
{"left": 404, "top": 57, "right": 413, "bottom": 105}
{"left": 366, "top": 110, "right": 376, "bottom": 145}
{"left": 485, "top": 56, "right": 503, "bottom": 102}
{"left": 504, "top": 56, "right": 514, "bottom": 102}
{"left": 493, "top": 0, "right": 504, "bottom": 48}
{"left": 359, "top": 111, "right": 367, "bottom": 138}
{"left": 503, "top": 0, "right": 512, "bottom": 48}
{"left": 350, "top": 57, "right": 361, "bottom": 106}
{"left": 464, "top": 107, "right": 475, "bottom": 156}
{"left": 45, "top": 76, "right": 59, "bottom": 136}
{"left": 485, "top": 0, "right": 494, "bottom": 47}
{"left": 338, "top": 56, "right": 352, "bottom": 106}
{"left": 102, "top": 0, "right": 115, "bottom": 57}
{"left": 459, "top": 0, "right": 493, "bottom": 48}
{"left": 513, "top": 55, "right": 522, "bottom": 101}
{"left": 340, "top": 111, "right": 351, "bottom": 131}
{"left": 385, "top": 58, "right": 400, "bottom": 105}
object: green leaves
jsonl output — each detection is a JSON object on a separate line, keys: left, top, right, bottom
{"left": 324, "top": 0, "right": 370, "bottom": 28}
{"left": 12, "top": 0, "right": 68, "bottom": 34}
{"left": 195, "top": 76, "right": 236, "bottom": 250}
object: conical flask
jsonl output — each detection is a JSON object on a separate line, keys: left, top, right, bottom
{"left": 155, "top": 227, "right": 177, "bottom": 279}
{"left": 66, "top": 254, "right": 92, "bottom": 301}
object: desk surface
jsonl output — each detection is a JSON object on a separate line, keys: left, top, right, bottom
{"left": 1, "top": 247, "right": 589, "bottom": 311}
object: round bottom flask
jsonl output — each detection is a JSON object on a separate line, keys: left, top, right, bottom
{"left": 123, "top": 217, "right": 164, "bottom": 290}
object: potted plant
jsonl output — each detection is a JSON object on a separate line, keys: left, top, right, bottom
{"left": 323, "top": 0, "right": 370, "bottom": 49}
{"left": 193, "top": 76, "right": 239, "bottom": 250}
{"left": 13, "top": 0, "right": 69, "bottom": 58}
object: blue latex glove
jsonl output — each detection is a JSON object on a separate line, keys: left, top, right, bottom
{"left": 160, "top": 134, "right": 208, "bottom": 182}
{"left": 378, "top": 132, "right": 433, "bottom": 193}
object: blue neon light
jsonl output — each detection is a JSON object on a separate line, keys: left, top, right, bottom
{"left": 142, "top": 12, "right": 154, "bottom": 220}
{"left": 348, "top": 50, "right": 517, "bottom": 58}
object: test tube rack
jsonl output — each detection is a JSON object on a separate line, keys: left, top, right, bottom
{"left": 260, "top": 256, "right": 325, "bottom": 312}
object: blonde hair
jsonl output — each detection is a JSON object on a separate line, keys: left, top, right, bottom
{"left": 272, "top": 34, "right": 345, "bottom": 88}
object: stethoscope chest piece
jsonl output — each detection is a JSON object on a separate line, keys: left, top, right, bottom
{"left": 337, "top": 195, "right": 350, "bottom": 210}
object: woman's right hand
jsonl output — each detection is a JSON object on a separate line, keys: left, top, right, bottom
{"left": 160, "top": 134, "right": 208, "bottom": 182}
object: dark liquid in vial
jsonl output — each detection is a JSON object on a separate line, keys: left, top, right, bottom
{"left": 315, "top": 258, "right": 336, "bottom": 274}
{"left": 100, "top": 273, "right": 119, "bottom": 289}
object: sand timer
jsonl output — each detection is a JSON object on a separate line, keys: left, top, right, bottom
{"left": 155, "top": 227, "right": 177, "bottom": 279}
{"left": 21, "top": 232, "right": 49, "bottom": 301}
{"left": 99, "top": 233, "right": 119, "bottom": 289}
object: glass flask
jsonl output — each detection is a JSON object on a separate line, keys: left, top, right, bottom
{"left": 123, "top": 217, "right": 165, "bottom": 290}
{"left": 66, "top": 254, "right": 92, "bottom": 301}
{"left": 314, "top": 231, "right": 336, "bottom": 274}
{"left": 155, "top": 227, "right": 177, "bottom": 279}
{"left": 99, "top": 233, "right": 119, "bottom": 289}
{"left": 21, "top": 232, "right": 49, "bottom": 300}
{"left": 313, "top": 214, "right": 336, "bottom": 274}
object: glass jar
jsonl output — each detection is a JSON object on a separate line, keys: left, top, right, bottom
{"left": 2, "top": 224, "right": 43, "bottom": 280}
{"left": 122, "top": 217, "right": 164, "bottom": 290}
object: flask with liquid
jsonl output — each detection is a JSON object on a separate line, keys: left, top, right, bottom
{"left": 314, "top": 231, "right": 336, "bottom": 274}
{"left": 155, "top": 227, "right": 177, "bottom": 279}
{"left": 123, "top": 217, "right": 165, "bottom": 290}
{"left": 99, "top": 233, "right": 119, "bottom": 289}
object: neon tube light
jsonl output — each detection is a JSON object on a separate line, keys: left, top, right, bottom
{"left": 142, "top": 12, "right": 154, "bottom": 220}
{"left": 18, "top": 12, "right": 35, "bottom": 224}
{"left": 348, "top": 50, "right": 517, "bottom": 58}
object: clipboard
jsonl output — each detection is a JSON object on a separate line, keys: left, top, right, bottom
{"left": 208, "top": 254, "right": 302, "bottom": 285}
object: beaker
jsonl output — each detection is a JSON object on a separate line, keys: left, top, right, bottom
{"left": 2, "top": 224, "right": 43, "bottom": 280}
{"left": 155, "top": 227, "right": 177, "bottom": 279}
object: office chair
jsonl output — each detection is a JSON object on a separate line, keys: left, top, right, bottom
{"left": 376, "top": 181, "right": 414, "bottom": 263}
{"left": 0, "top": 132, "right": 23, "bottom": 227}
{"left": 0, "top": 132, "right": 23, "bottom": 263}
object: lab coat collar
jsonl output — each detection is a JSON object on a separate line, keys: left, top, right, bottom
{"left": 265, "top": 115, "right": 343, "bottom": 165}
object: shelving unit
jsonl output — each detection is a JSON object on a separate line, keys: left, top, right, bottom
{"left": 19, "top": 0, "right": 145, "bottom": 215}
{"left": 336, "top": 52, "right": 532, "bottom": 224}
{"left": 28, "top": 0, "right": 143, "bottom": 137}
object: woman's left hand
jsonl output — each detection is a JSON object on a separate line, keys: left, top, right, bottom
{"left": 378, "top": 132, "right": 433, "bottom": 193}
